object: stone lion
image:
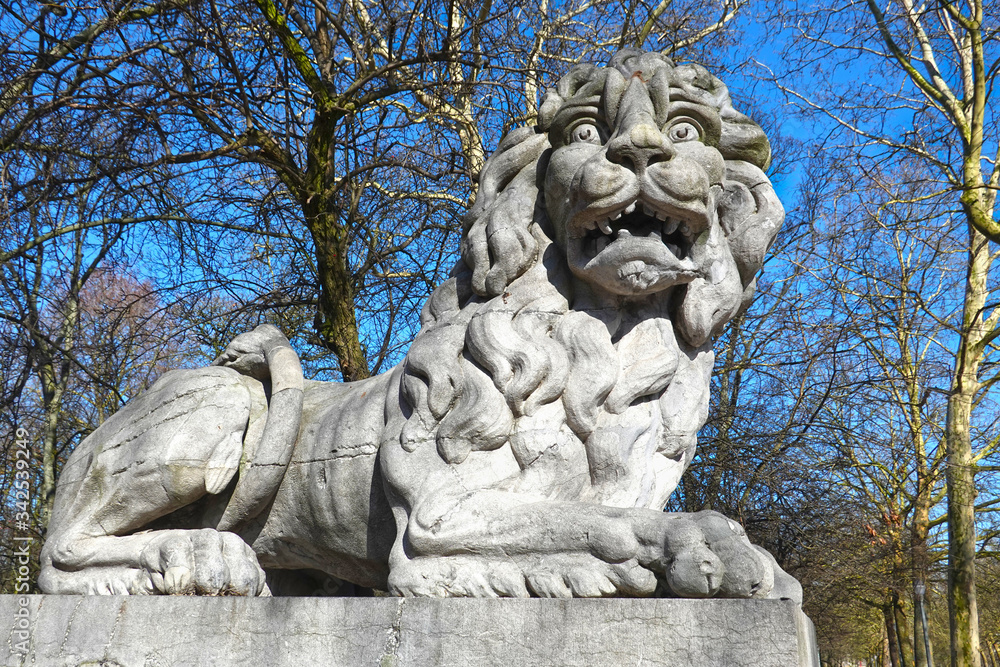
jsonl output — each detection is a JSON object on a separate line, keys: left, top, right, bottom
{"left": 40, "top": 49, "right": 796, "bottom": 601}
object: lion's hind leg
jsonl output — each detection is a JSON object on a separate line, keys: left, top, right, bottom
{"left": 39, "top": 367, "right": 267, "bottom": 596}
{"left": 40, "top": 528, "right": 265, "bottom": 595}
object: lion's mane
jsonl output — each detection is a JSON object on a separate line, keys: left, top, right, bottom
{"left": 397, "top": 50, "right": 783, "bottom": 477}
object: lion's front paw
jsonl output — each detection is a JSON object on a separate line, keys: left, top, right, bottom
{"left": 526, "top": 557, "right": 657, "bottom": 598}
{"left": 652, "top": 512, "right": 774, "bottom": 599}
{"left": 689, "top": 511, "right": 774, "bottom": 599}
{"left": 388, "top": 556, "right": 529, "bottom": 597}
{"left": 653, "top": 516, "right": 725, "bottom": 597}
{"left": 389, "top": 555, "right": 658, "bottom": 598}
{"left": 138, "top": 528, "right": 266, "bottom": 596}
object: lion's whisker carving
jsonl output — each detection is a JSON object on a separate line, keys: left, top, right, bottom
{"left": 39, "top": 48, "right": 798, "bottom": 603}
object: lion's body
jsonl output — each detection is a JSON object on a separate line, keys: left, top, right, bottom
{"left": 248, "top": 258, "right": 716, "bottom": 591}
{"left": 40, "top": 50, "right": 798, "bottom": 601}
{"left": 251, "top": 373, "right": 397, "bottom": 589}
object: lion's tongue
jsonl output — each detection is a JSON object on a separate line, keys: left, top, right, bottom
{"left": 592, "top": 231, "right": 679, "bottom": 268}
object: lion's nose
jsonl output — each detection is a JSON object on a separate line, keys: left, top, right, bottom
{"left": 606, "top": 122, "right": 675, "bottom": 173}
{"left": 605, "top": 75, "right": 675, "bottom": 173}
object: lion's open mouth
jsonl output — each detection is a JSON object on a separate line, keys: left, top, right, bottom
{"left": 564, "top": 200, "right": 706, "bottom": 296}
{"left": 580, "top": 203, "right": 698, "bottom": 260}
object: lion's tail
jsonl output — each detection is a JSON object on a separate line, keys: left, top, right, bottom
{"left": 216, "top": 324, "right": 304, "bottom": 533}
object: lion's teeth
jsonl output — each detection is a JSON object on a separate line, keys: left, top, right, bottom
{"left": 643, "top": 204, "right": 655, "bottom": 217}
{"left": 679, "top": 222, "right": 691, "bottom": 237}
{"left": 612, "top": 210, "right": 624, "bottom": 221}
{"left": 598, "top": 219, "right": 613, "bottom": 235}
{"left": 624, "top": 202, "right": 636, "bottom": 215}
{"left": 663, "top": 218, "right": 679, "bottom": 236}
{"left": 654, "top": 210, "right": 667, "bottom": 221}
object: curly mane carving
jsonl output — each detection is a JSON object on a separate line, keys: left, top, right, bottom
{"left": 398, "top": 50, "right": 783, "bottom": 495}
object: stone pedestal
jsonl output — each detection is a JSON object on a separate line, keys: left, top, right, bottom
{"left": 0, "top": 596, "right": 817, "bottom": 667}
{"left": 2, "top": 595, "right": 816, "bottom": 666}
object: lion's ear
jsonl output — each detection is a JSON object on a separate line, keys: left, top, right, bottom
{"left": 718, "top": 110, "right": 773, "bottom": 172}
{"left": 461, "top": 129, "right": 551, "bottom": 298}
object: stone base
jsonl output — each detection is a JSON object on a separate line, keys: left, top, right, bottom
{"left": 2, "top": 595, "right": 817, "bottom": 666}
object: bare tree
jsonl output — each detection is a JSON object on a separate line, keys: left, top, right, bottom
{"left": 2, "top": 0, "right": 750, "bottom": 380}
{"left": 766, "top": 0, "right": 1000, "bottom": 661}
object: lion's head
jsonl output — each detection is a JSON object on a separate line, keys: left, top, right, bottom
{"left": 395, "top": 50, "right": 782, "bottom": 509}
{"left": 462, "top": 49, "right": 782, "bottom": 347}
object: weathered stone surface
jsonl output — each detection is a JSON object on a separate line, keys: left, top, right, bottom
{"left": 1, "top": 596, "right": 817, "bottom": 666}
{"left": 39, "top": 49, "right": 795, "bottom": 605}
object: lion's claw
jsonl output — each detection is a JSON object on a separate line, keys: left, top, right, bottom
{"left": 665, "top": 546, "right": 724, "bottom": 597}
{"left": 677, "top": 511, "right": 775, "bottom": 599}
{"left": 564, "top": 569, "right": 617, "bottom": 597}
{"left": 163, "top": 566, "right": 193, "bottom": 594}
{"left": 139, "top": 529, "right": 265, "bottom": 596}
{"left": 526, "top": 571, "right": 573, "bottom": 598}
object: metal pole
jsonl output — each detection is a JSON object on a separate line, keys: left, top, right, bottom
{"left": 915, "top": 579, "right": 933, "bottom": 667}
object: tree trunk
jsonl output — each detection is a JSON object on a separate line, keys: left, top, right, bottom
{"left": 32, "top": 235, "right": 83, "bottom": 527}
{"left": 893, "top": 590, "right": 915, "bottom": 667}
{"left": 912, "top": 531, "right": 932, "bottom": 667}
{"left": 946, "top": 393, "right": 981, "bottom": 667}
{"left": 308, "top": 214, "right": 369, "bottom": 382}
{"left": 37, "top": 356, "right": 65, "bottom": 525}
{"left": 909, "top": 367, "right": 932, "bottom": 667}
{"left": 249, "top": 1, "right": 372, "bottom": 382}
{"left": 946, "top": 227, "right": 988, "bottom": 667}
{"left": 302, "top": 112, "right": 370, "bottom": 382}
{"left": 886, "top": 601, "right": 903, "bottom": 667}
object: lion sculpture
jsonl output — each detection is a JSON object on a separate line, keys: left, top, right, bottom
{"left": 40, "top": 50, "right": 795, "bottom": 601}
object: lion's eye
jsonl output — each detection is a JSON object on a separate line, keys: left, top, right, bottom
{"left": 667, "top": 120, "right": 701, "bottom": 143}
{"left": 569, "top": 122, "right": 602, "bottom": 145}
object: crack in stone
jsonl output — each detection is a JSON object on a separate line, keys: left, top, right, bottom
{"left": 59, "top": 595, "right": 85, "bottom": 658}
{"left": 102, "top": 597, "right": 128, "bottom": 663}
{"left": 378, "top": 597, "right": 405, "bottom": 667}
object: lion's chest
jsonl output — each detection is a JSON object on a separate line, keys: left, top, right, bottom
{"left": 507, "top": 396, "right": 684, "bottom": 510}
